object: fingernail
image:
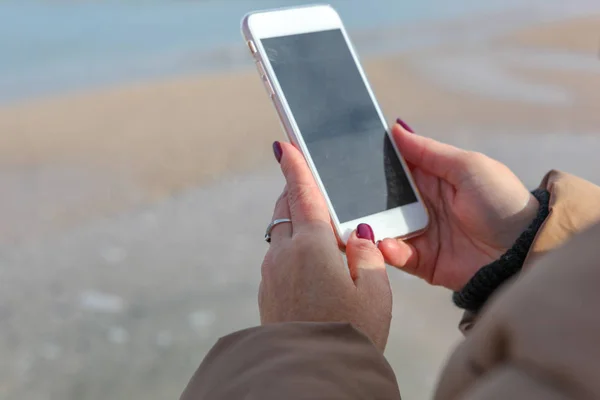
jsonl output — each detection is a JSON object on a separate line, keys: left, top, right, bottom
{"left": 356, "top": 223, "right": 375, "bottom": 243}
{"left": 396, "top": 118, "right": 414, "bottom": 133}
{"left": 272, "top": 141, "right": 282, "bottom": 163}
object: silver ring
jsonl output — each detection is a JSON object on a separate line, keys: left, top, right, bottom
{"left": 265, "top": 218, "right": 292, "bottom": 243}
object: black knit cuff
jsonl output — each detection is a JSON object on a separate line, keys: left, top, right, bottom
{"left": 452, "top": 188, "right": 551, "bottom": 312}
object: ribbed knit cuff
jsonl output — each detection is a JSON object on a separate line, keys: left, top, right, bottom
{"left": 452, "top": 188, "right": 551, "bottom": 312}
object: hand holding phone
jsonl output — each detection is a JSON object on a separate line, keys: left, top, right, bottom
{"left": 380, "top": 123, "right": 541, "bottom": 291}
{"left": 262, "top": 138, "right": 392, "bottom": 350}
{"left": 242, "top": 5, "right": 429, "bottom": 244}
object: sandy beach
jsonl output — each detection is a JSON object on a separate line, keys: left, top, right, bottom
{"left": 2, "top": 15, "right": 599, "bottom": 242}
{"left": 1, "top": 13, "right": 600, "bottom": 400}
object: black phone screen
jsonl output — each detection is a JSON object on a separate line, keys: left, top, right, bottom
{"left": 261, "top": 29, "right": 417, "bottom": 223}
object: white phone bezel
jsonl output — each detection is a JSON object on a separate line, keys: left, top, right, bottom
{"left": 242, "top": 4, "right": 429, "bottom": 244}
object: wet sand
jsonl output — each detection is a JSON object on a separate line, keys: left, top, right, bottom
{"left": 1, "top": 14, "right": 600, "bottom": 400}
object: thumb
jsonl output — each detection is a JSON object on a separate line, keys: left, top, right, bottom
{"left": 346, "top": 224, "right": 389, "bottom": 289}
{"left": 346, "top": 225, "right": 392, "bottom": 352}
{"left": 391, "top": 121, "right": 469, "bottom": 185}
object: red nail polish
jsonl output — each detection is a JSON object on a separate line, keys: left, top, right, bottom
{"left": 356, "top": 223, "right": 375, "bottom": 243}
{"left": 272, "top": 141, "right": 282, "bottom": 163}
{"left": 396, "top": 118, "right": 414, "bottom": 133}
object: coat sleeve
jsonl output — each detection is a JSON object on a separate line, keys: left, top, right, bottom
{"left": 458, "top": 170, "right": 600, "bottom": 333}
{"left": 435, "top": 221, "right": 600, "bottom": 400}
{"left": 524, "top": 170, "right": 600, "bottom": 264}
{"left": 180, "top": 322, "right": 402, "bottom": 400}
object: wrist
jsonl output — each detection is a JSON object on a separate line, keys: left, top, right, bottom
{"left": 453, "top": 188, "right": 550, "bottom": 312}
{"left": 496, "top": 191, "right": 541, "bottom": 251}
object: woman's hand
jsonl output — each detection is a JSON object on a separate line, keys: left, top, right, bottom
{"left": 379, "top": 120, "right": 539, "bottom": 291}
{"left": 260, "top": 141, "right": 392, "bottom": 351}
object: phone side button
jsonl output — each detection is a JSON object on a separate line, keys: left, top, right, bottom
{"left": 263, "top": 78, "right": 275, "bottom": 98}
{"left": 256, "top": 61, "right": 267, "bottom": 77}
{"left": 247, "top": 40, "right": 257, "bottom": 55}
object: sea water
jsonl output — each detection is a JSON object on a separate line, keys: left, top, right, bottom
{"left": 0, "top": 0, "right": 597, "bottom": 103}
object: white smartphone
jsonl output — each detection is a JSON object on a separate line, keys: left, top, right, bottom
{"left": 242, "top": 4, "right": 429, "bottom": 244}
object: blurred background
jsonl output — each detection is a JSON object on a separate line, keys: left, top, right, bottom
{"left": 1, "top": 1, "right": 599, "bottom": 399}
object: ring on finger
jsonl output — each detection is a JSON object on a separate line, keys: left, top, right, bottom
{"left": 265, "top": 218, "right": 293, "bottom": 243}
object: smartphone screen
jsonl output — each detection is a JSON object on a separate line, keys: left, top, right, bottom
{"left": 261, "top": 29, "right": 418, "bottom": 224}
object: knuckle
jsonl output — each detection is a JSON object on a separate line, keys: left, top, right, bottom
{"left": 292, "top": 227, "right": 333, "bottom": 257}
{"left": 289, "top": 182, "right": 313, "bottom": 201}
{"left": 463, "top": 151, "right": 491, "bottom": 167}
{"left": 292, "top": 232, "right": 319, "bottom": 253}
{"left": 296, "top": 220, "right": 334, "bottom": 240}
{"left": 288, "top": 183, "right": 318, "bottom": 212}
{"left": 351, "top": 233, "right": 380, "bottom": 252}
{"left": 352, "top": 239, "right": 378, "bottom": 257}
{"left": 364, "top": 246, "right": 383, "bottom": 262}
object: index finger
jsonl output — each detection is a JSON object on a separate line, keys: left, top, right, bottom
{"left": 275, "top": 141, "right": 330, "bottom": 226}
{"left": 391, "top": 123, "right": 467, "bottom": 185}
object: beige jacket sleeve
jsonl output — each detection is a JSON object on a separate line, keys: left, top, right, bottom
{"left": 180, "top": 322, "right": 401, "bottom": 400}
{"left": 434, "top": 221, "right": 600, "bottom": 399}
{"left": 525, "top": 170, "right": 600, "bottom": 264}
